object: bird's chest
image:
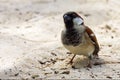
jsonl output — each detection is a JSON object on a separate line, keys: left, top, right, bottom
{"left": 64, "top": 33, "right": 95, "bottom": 56}
{"left": 63, "top": 30, "right": 83, "bottom": 46}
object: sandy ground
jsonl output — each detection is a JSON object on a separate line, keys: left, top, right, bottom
{"left": 0, "top": 0, "right": 120, "bottom": 79}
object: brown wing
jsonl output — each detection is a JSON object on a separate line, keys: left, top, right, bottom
{"left": 85, "top": 26, "right": 100, "bottom": 56}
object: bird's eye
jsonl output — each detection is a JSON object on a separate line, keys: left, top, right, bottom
{"left": 72, "top": 13, "right": 77, "bottom": 18}
{"left": 73, "top": 13, "right": 76, "bottom": 16}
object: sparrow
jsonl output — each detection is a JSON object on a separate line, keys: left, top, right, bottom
{"left": 61, "top": 11, "right": 100, "bottom": 68}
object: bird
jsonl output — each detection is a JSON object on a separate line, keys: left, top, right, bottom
{"left": 61, "top": 11, "right": 100, "bottom": 68}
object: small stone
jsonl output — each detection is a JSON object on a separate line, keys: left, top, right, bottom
{"left": 51, "top": 52, "right": 57, "bottom": 56}
{"left": 61, "top": 71, "right": 70, "bottom": 74}
{"left": 106, "top": 76, "right": 112, "bottom": 79}
{"left": 38, "top": 60, "right": 46, "bottom": 64}
{"left": 14, "top": 73, "right": 19, "bottom": 76}
{"left": 62, "top": 76, "right": 65, "bottom": 79}
{"left": 72, "top": 65, "right": 76, "bottom": 69}
{"left": 111, "top": 36, "right": 114, "bottom": 39}
{"left": 105, "top": 24, "right": 111, "bottom": 30}
{"left": 60, "top": 68, "right": 67, "bottom": 70}
{"left": 54, "top": 71, "right": 59, "bottom": 74}
{"left": 50, "top": 59, "right": 56, "bottom": 64}
{"left": 66, "top": 52, "right": 72, "bottom": 54}
{"left": 44, "top": 72, "right": 52, "bottom": 75}
{"left": 94, "top": 62, "right": 102, "bottom": 66}
{"left": 84, "top": 14, "right": 91, "bottom": 17}
{"left": 31, "top": 75, "right": 39, "bottom": 79}
{"left": 108, "top": 45, "right": 112, "bottom": 47}
{"left": 90, "top": 75, "right": 95, "bottom": 78}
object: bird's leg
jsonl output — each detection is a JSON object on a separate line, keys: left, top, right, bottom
{"left": 93, "top": 54, "right": 99, "bottom": 59}
{"left": 87, "top": 59, "right": 92, "bottom": 68}
{"left": 87, "top": 55, "right": 93, "bottom": 68}
{"left": 93, "top": 46, "right": 99, "bottom": 59}
{"left": 68, "top": 54, "right": 76, "bottom": 64}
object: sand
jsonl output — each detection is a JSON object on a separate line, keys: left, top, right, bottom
{"left": 0, "top": 0, "right": 120, "bottom": 79}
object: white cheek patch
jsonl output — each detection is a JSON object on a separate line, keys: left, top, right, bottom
{"left": 73, "top": 17, "right": 83, "bottom": 25}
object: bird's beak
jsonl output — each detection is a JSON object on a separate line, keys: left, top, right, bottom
{"left": 63, "top": 15, "right": 71, "bottom": 22}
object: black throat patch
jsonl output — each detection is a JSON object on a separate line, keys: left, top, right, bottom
{"left": 62, "top": 28, "right": 83, "bottom": 46}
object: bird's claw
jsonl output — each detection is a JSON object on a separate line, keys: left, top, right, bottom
{"left": 67, "top": 60, "right": 73, "bottom": 65}
{"left": 93, "top": 55, "right": 99, "bottom": 59}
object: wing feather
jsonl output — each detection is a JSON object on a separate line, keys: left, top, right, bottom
{"left": 85, "top": 26, "right": 100, "bottom": 56}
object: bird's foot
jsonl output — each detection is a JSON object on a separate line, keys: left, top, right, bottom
{"left": 93, "top": 54, "right": 99, "bottom": 59}
{"left": 67, "top": 54, "right": 76, "bottom": 65}
{"left": 86, "top": 56, "right": 93, "bottom": 68}
{"left": 86, "top": 62, "right": 92, "bottom": 68}
{"left": 67, "top": 60, "right": 73, "bottom": 65}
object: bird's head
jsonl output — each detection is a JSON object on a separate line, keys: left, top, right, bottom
{"left": 63, "top": 12, "right": 84, "bottom": 30}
